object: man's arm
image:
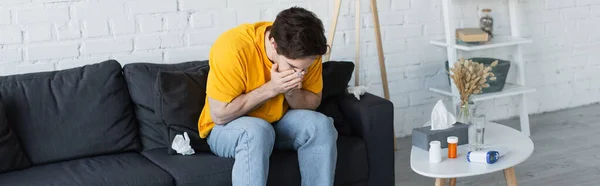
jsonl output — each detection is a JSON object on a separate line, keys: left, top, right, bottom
{"left": 285, "top": 89, "right": 322, "bottom": 110}
{"left": 209, "top": 63, "right": 301, "bottom": 124}
{"left": 208, "top": 84, "right": 275, "bottom": 125}
{"left": 285, "top": 57, "right": 323, "bottom": 110}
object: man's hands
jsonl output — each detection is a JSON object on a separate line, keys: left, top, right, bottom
{"left": 267, "top": 63, "right": 304, "bottom": 95}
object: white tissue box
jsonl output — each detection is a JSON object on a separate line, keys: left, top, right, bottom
{"left": 412, "top": 122, "right": 469, "bottom": 151}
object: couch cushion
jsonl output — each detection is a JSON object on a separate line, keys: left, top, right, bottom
{"left": 0, "top": 60, "right": 139, "bottom": 165}
{"left": 0, "top": 98, "right": 31, "bottom": 173}
{"left": 318, "top": 61, "right": 356, "bottom": 136}
{"left": 123, "top": 61, "right": 209, "bottom": 150}
{"left": 317, "top": 101, "right": 353, "bottom": 136}
{"left": 141, "top": 135, "right": 367, "bottom": 186}
{"left": 0, "top": 152, "right": 173, "bottom": 186}
{"left": 156, "top": 66, "right": 211, "bottom": 154}
{"left": 141, "top": 149, "right": 301, "bottom": 186}
{"left": 141, "top": 149, "right": 234, "bottom": 186}
{"left": 321, "top": 61, "right": 354, "bottom": 101}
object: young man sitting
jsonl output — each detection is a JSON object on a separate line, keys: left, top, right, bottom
{"left": 197, "top": 6, "right": 338, "bottom": 186}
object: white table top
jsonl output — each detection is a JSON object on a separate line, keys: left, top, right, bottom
{"left": 410, "top": 122, "right": 535, "bottom": 178}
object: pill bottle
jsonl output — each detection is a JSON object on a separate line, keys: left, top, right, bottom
{"left": 447, "top": 136, "right": 458, "bottom": 159}
{"left": 429, "top": 141, "right": 442, "bottom": 163}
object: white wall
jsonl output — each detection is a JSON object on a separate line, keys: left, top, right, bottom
{"left": 0, "top": 0, "right": 598, "bottom": 138}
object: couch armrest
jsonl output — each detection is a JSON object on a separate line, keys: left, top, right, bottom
{"left": 338, "top": 92, "right": 395, "bottom": 186}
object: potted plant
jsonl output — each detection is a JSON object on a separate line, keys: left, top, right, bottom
{"left": 448, "top": 58, "right": 498, "bottom": 123}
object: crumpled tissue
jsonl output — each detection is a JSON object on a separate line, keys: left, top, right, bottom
{"left": 423, "top": 100, "right": 457, "bottom": 130}
{"left": 347, "top": 86, "right": 367, "bottom": 100}
{"left": 171, "top": 132, "right": 195, "bottom": 155}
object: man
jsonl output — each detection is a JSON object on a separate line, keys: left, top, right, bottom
{"left": 197, "top": 7, "right": 338, "bottom": 186}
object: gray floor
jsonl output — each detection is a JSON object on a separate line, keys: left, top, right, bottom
{"left": 394, "top": 103, "right": 600, "bottom": 186}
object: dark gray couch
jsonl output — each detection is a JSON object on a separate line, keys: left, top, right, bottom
{"left": 0, "top": 59, "right": 395, "bottom": 186}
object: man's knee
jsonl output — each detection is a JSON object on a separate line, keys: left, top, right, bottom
{"left": 236, "top": 117, "right": 276, "bottom": 147}
{"left": 304, "top": 111, "right": 338, "bottom": 142}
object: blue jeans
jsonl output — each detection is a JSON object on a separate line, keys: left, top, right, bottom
{"left": 207, "top": 109, "right": 338, "bottom": 186}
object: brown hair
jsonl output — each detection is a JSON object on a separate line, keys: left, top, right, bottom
{"left": 269, "top": 7, "right": 328, "bottom": 59}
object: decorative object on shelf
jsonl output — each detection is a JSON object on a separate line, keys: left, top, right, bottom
{"left": 456, "top": 28, "right": 489, "bottom": 44}
{"left": 469, "top": 114, "right": 487, "bottom": 151}
{"left": 445, "top": 57, "right": 511, "bottom": 94}
{"left": 447, "top": 58, "right": 498, "bottom": 123}
{"left": 479, "top": 8, "right": 494, "bottom": 38}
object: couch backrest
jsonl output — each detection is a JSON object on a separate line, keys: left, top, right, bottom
{"left": 122, "top": 60, "right": 208, "bottom": 150}
{"left": 0, "top": 60, "right": 140, "bottom": 165}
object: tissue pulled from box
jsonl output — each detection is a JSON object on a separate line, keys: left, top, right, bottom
{"left": 347, "top": 86, "right": 367, "bottom": 100}
{"left": 429, "top": 100, "right": 457, "bottom": 130}
{"left": 171, "top": 132, "right": 195, "bottom": 155}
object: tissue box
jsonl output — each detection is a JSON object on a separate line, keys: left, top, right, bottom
{"left": 412, "top": 122, "right": 469, "bottom": 151}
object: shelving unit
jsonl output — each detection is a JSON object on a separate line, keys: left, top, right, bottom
{"left": 429, "top": 0, "right": 535, "bottom": 136}
{"left": 429, "top": 36, "right": 532, "bottom": 51}
{"left": 429, "top": 83, "right": 536, "bottom": 102}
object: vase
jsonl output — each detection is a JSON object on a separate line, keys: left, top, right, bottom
{"left": 469, "top": 114, "right": 487, "bottom": 151}
{"left": 456, "top": 100, "right": 475, "bottom": 124}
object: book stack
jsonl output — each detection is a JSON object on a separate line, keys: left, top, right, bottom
{"left": 456, "top": 28, "right": 489, "bottom": 44}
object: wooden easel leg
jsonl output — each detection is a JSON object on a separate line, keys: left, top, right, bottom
{"left": 325, "top": 0, "right": 342, "bottom": 62}
{"left": 327, "top": 0, "right": 396, "bottom": 150}
{"left": 369, "top": 0, "right": 389, "bottom": 100}
{"left": 369, "top": 0, "right": 396, "bottom": 150}
{"left": 354, "top": 0, "right": 361, "bottom": 86}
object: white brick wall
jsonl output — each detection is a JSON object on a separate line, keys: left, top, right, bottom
{"left": 82, "top": 19, "right": 110, "bottom": 38}
{"left": 127, "top": 0, "right": 178, "bottom": 15}
{"left": 138, "top": 14, "right": 164, "bottom": 33}
{"left": 0, "top": 8, "right": 11, "bottom": 25}
{"left": 0, "top": 0, "right": 599, "bottom": 138}
{"left": 26, "top": 42, "right": 79, "bottom": 61}
{"left": 24, "top": 24, "right": 52, "bottom": 42}
{"left": 15, "top": 6, "right": 69, "bottom": 25}
{"left": 0, "top": 26, "right": 22, "bottom": 44}
{"left": 83, "top": 38, "right": 133, "bottom": 55}
{"left": 72, "top": 1, "right": 128, "bottom": 20}
{"left": 0, "top": 47, "right": 21, "bottom": 62}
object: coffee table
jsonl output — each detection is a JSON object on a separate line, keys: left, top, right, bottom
{"left": 410, "top": 122, "right": 534, "bottom": 186}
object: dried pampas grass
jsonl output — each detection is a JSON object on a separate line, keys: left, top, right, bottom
{"left": 449, "top": 58, "right": 498, "bottom": 105}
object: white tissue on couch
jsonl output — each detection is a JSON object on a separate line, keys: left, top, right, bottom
{"left": 347, "top": 86, "right": 367, "bottom": 100}
{"left": 171, "top": 132, "right": 195, "bottom": 155}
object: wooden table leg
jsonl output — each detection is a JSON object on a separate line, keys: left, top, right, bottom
{"left": 435, "top": 178, "right": 446, "bottom": 186}
{"left": 504, "top": 167, "right": 517, "bottom": 186}
{"left": 449, "top": 178, "right": 456, "bottom": 186}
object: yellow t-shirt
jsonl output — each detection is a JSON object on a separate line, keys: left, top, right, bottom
{"left": 197, "top": 21, "right": 323, "bottom": 139}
